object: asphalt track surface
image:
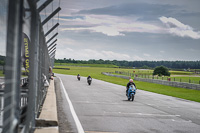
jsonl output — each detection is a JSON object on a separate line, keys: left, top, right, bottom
{"left": 0, "top": 78, "right": 4, "bottom": 84}
{"left": 55, "top": 74, "right": 200, "bottom": 133}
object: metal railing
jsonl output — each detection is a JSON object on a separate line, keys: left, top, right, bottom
{"left": 0, "top": 0, "right": 61, "bottom": 132}
{"left": 115, "top": 71, "right": 200, "bottom": 84}
{"left": 0, "top": 78, "right": 28, "bottom": 110}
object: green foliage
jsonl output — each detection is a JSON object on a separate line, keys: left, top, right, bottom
{"left": 0, "top": 60, "right": 5, "bottom": 66}
{"left": 0, "top": 55, "right": 5, "bottom": 65}
{"left": 153, "top": 66, "right": 170, "bottom": 76}
{"left": 53, "top": 66, "right": 200, "bottom": 102}
{"left": 141, "top": 65, "right": 150, "bottom": 69}
{"left": 55, "top": 58, "right": 200, "bottom": 69}
{"left": 54, "top": 63, "right": 119, "bottom": 68}
{"left": 0, "top": 70, "right": 3, "bottom": 77}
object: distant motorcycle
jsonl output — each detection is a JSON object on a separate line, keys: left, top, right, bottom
{"left": 127, "top": 85, "right": 136, "bottom": 101}
{"left": 77, "top": 75, "right": 80, "bottom": 81}
{"left": 87, "top": 78, "right": 92, "bottom": 85}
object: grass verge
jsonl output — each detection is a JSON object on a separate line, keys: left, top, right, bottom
{"left": 0, "top": 70, "right": 4, "bottom": 77}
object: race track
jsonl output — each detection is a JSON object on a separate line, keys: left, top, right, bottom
{"left": 55, "top": 74, "right": 200, "bottom": 133}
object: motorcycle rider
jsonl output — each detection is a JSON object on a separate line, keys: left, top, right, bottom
{"left": 77, "top": 74, "right": 80, "bottom": 80}
{"left": 126, "top": 79, "right": 136, "bottom": 96}
{"left": 87, "top": 75, "right": 92, "bottom": 80}
{"left": 87, "top": 75, "right": 92, "bottom": 85}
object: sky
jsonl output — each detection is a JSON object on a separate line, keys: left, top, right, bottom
{"left": 54, "top": 0, "right": 200, "bottom": 61}
{"left": 0, "top": 0, "right": 200, "bottom": 61}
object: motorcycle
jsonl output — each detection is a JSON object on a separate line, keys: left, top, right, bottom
{"left": 87, "top": 78, "right": 92, "bottom": 85}
{"left": 127, "top": 85, "right": 136, "bottom": 101}
{"left": 77, "top": 75, "right": 80, "bottom": 81}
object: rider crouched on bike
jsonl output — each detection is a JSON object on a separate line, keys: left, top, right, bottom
{"left": 87, "top": 75, "right": 92, "bottom": 80}
{"left": 126, "top": 79, "right": 136, "bottom": 96}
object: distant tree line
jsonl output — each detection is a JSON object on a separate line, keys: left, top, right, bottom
{"left": 55, "top": 58, "right": 200, "bottom": 69}
{"left": 0, "top": 55, "right": 5, "bottom": 66}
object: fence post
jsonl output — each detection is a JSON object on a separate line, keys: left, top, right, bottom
{"left": 2, "top": 0, "right": 23, "bottom": 132}
{"left": 24, "top": 0, "right": 39, "bottom": 132}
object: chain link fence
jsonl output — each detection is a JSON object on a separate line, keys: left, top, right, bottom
{"left": 0, "top": 0, "right": 60, "bottom": 132}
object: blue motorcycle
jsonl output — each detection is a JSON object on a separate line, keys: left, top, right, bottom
{"left": 127, "top": 85, "right": 136, "bottom": 101}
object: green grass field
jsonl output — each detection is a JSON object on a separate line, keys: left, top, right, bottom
{"left": 114, "top": 69, "right": 200, "bottom": 84}
{"left": 53, "top": 66, "right": 200, "bottom": 102}
{"left": 117, "top": 69, "right": 193, "bottom": 75}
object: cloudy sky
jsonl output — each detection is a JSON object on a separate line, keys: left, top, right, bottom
{"left": 55, "top": 0, "right": 200, "bottom": 61}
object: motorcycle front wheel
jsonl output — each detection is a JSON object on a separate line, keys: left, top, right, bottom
{"left": 131, "top": 94, "right": 134, "bottom": 101}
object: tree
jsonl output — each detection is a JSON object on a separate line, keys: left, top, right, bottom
{"left": 153, "top": 66, "right": 170, "bottom": 76}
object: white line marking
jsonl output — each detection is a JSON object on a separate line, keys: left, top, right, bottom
{"left": 104, "top": 111, "right": 180, "bottom": 117}
{"left": 58, "top": 77, "right": 84, "bottom": 133}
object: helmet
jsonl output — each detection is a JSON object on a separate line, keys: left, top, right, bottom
{"left": 129, "top": 79, "right": 133, "bottom": 83}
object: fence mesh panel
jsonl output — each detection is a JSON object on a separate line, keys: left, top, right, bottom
{"left": 0, "top": 0, "right": 60, "bottom": 132}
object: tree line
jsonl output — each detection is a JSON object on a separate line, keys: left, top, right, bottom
{"left": 55, "top": 58, "right": 200, "bottom": 69}
{"left": 0, "top": 55, "right": 5, "bottom": 66}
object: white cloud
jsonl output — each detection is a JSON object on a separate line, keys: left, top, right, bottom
{"left": 60, "top": 15, "right": 164, "bottom": 36}
{"left": 160, "top": 51, "right": 165, "bottom": 53}
{"left": 132, "top": 55, "right": 145, "bottom": 61}
{"left": 159, "top": 16, "right": 200, "bottom": 39}
{"left": 55, "top": 48, "right": 142, "bottom": 60}
{"left": 143, "top": 53, "right": 150, "bottom": 57}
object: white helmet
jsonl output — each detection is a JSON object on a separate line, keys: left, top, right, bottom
{"left": 129, "top": 79, "right": 133, "bottom": 83}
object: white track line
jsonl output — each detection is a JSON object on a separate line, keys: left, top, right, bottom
{"left": 58, "top": 77, "right": 84, "bottom": 133}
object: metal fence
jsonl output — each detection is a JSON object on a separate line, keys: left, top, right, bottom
{"left": 102, "top": 72, "right": 200, "bottom": 90}
{"left": 0, "top": 0, "right": 60, "bottom": 132}
{"left": 115, "top": 71, "right": 200, "bottom": 84}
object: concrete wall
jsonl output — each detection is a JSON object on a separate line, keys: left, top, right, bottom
{"left": 102, "top": 72, "right": 200, "bottom": 90}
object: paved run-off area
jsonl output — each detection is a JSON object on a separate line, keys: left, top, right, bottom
{"left": 55, "top": 73, "right": 200, "bottom": 133}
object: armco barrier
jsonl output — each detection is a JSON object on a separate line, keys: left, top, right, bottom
{"left": 102, "top": 72, "right": 200, "bottom": 90}
{"left": 134, "top": 77, "right": 200, "bottom": 90}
